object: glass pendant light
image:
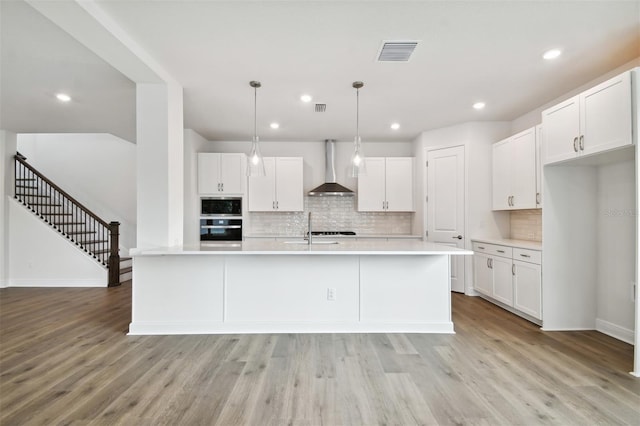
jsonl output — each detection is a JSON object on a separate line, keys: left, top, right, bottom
{"left": 247, "top": 80, "right": 266, "bottom": 176}
{"left": 350, "top": 81, "right": 367, "bottom": 177}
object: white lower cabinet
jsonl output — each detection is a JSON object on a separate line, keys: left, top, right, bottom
{"left": 472, "top": 240, "right": 542, "bottom": 322}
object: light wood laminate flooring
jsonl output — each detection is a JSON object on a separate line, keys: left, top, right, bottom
{"left": 1, "top": 284, "right": 638, "bottom": 425}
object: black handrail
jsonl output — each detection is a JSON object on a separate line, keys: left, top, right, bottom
{"left": 14, "top": 153, "right": 121, "bottom": 287}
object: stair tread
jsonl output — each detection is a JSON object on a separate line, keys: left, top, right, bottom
{"left": 120, "top": 257, "right": 132, "bottom": 261}
{"left": 120, "top": 266, "right": 133, "bottom": 274}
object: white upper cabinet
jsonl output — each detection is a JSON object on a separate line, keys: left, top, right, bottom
{"left": 542, "top": 70, "right": 633, "bottom": 165}
{"left": 535, "top": 124, "right": 543, "bottom": 208}
{"left": 198, "top": 153, "right": 245, "bottom": 194}
{"left": 358, "top": 157, "right": 414, "bottom": 212}
{"left": 492, "top": 127, "right": 537, "bottom": 210}
{"left": 248, "top": 157, "right": 303, "bottom": 212}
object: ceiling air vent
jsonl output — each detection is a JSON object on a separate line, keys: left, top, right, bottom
{"left": 377, "top": 41, "right": 419, "bottom": 62}
{"left": 315, "top": 103, "right": 327, "bottom": 112}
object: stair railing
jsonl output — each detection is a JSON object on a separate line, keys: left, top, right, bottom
{"left": 14, "top": 153, "right": 121, "bottom": 287}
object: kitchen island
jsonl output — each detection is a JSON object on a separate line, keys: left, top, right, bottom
{"left": 128, "top": 240, "right": 472, "bottom": 335}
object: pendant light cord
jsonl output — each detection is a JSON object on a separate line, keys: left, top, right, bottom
{"left": 356, "top": 88, "right": 360, "bottom": 140}
{"left": 254, "top": 86, "right": 257, "bottom": 139}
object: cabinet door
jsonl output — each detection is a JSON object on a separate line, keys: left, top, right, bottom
{"left": 357, "top": 158, "right": 386, "bottom": 212}
{"left": 542, "top": 95, "right": 580, "bottom": 165}
{"left": 511, "top": 128, "right": 537, "bottom": 209}
{"left": 473, "top": 253, "right": 493, "bottom": 297}
{"left": 492, "top": 138, "right": 512, "bottom": 210}
{"left": 513, "top": 260, "right": 542, "bottom": 320}
{"left": 219, "top": 154, "right": 244, "bottom": 194}
{"left": 197, "top": 153, "right": 221, "bottom": 194}
{"left": 492, "top": 256, "right": 514, "bottom": 306}
{"left": 275, "top": 157, "right": 303, "bottom": 211}
{"left": 535, "top": 125, "right": 543, "bottom": 208}
{"left": 248, "top": 157, "right": 276, "bottom": 211}
{"left": 581, "top": 71, "right": 632, "bottom": 157}
{"left": 385, "top": 158, "right": 414, "bottom": 211}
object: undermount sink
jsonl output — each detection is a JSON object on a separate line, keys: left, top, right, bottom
{"left": 283, "top": 240, "right": 339, "bottom": 245}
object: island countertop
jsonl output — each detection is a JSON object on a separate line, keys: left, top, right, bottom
{"left": 130, "top": 239, "right": 473, "bottom": 256}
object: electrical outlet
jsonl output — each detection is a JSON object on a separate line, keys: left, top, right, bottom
{"left": 327, "top": 287, "right": 336, "bottom": 301}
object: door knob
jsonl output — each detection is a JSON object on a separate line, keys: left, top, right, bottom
{"left": 452, "top": 235, "right": 463, "bottom": 240}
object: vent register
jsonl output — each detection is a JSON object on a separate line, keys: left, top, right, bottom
{"left": 377, "top": 41, "right": 419, "bottom": 62}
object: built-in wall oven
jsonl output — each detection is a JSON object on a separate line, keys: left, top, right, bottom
{"left": 200, "top": 197, "right": 243, "bottom": 243}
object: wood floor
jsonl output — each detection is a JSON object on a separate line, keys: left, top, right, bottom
{"left": 1, "top": 284, "right": 638, "bottom": 426}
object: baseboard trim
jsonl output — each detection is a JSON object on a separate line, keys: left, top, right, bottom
{"left": 595, "top": 318, "right": 635, "bottom": 345}
{"left": 7, "top": 279, "right": 106, "bottom": 288}
{"left": 128, "top": 320, "right": 456, "bottom": 336}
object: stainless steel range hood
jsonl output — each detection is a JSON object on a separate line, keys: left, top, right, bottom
{"left": 308, "top": 139, "right": 354, "bottom": 196}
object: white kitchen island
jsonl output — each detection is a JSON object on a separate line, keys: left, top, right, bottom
{"left": 128, "top": 240, "right": 472, "bottom": 335}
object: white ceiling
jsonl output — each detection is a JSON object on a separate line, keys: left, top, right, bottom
{"left": 2, "top": 1, "right": 639, "bottom": 143}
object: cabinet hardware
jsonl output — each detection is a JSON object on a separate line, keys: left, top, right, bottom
{"left": 579, "top": 135, "right": 584, "bottom": 151}
{"left": 573, "top": 137, "right": 579, "bottom": 152}
{"left": 276, "top": 201, "right": 279, "bottom": 209}
{"left": 520, "top": 254, "right": 531, "bottom": 258}
{"left": 452, "top": 235, "right": 463, "bottom": 240}
{"left": 478, "top": 246, "right": 485, "bottom": 250}
{"left": 221, "top": 183, "right": 224, "bottom": 191}
{"left": 272, "top": 201, "right": 275, "bottom": 210}
{"left": 536, "top": 192, "right": 541, "bottom": 205}
{"left": 489, "top": 258, "right": 493, "bottom": 268}
{"left": 487, "top": 258, "right": 490, "bottom": 268}
{"left": 217, "top": 183, "right": 221, "bottom": 191}
{"left": 497, "top": 250, "right": 505, "bottom": 253}
{"left": 512, "top": 264, "right": 516, "bottom": 275}
{"left": 511, "top": 195, "right": 515, "bottom": 206}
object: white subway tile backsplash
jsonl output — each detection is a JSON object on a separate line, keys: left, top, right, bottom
{"left": 510, "top": 209, "right": 542, "bottom": 242}
{"left": 246, "top": 197, "right": 413, "bottom": 236}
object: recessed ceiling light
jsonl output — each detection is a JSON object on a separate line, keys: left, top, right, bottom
{"left": 56, "top": 93, "right": 71, "bottom": 102}
{"left": 543, "top": 49, "right": 562, "bottom": 60}
{"left": 390, "top": 123, "right": 400, "bottom": 130}
{"left": 300, "top": 94, "right": 312, "bottom": 103}
{"left": 270, "top": 122, "right": 280, "bottom": 129}
{"left": 473, "top": 102, "right": 486, "bottom": 110}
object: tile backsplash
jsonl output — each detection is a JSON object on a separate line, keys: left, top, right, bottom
{"left": 510, "top": 209, "right": 542, "bottom": 242}
{"left": 246, "top": 196, "right": 413, "bottom": 236}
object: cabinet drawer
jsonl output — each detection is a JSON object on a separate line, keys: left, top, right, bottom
{"left": 472, "top": 242, "right": 512, "bottom": 258}
{"left": 513, "top": 248, "right": 542, "bottom": 264}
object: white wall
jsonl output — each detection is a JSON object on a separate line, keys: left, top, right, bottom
{"left": 8, "top": 198, "right": 106, "bottom": 287}
{"left": 413, "top": 122, "right": 512, "bottom": 294}
{"left": 18, "top": 133, "right": 137, "bottom": 251}
{"left": 597, "top": 160, "right": 636, "bottom": 340}
{"left": 1, "top": 130, "right": 17, "bottom": 288}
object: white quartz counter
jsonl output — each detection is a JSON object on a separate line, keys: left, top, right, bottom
{"left": 470, "top": 237, "right": 542, "bottom": 251}
{"left": 131, "top": 239, "right": 472, "bottom": 256}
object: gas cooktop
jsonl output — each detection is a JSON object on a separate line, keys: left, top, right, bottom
{"left": 311, "top": 231, "right": 356, "bottom": 236}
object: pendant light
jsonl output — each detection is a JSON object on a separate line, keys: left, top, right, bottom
{"left": 247, "top": 80, "right": 266, "bottom": 176}
{"left": 350, "top": 81, "right": 367, "bottom": 177}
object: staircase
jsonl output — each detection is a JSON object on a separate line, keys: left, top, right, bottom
{"left": 14, "top": 153, "right": 126, "bottom": 287}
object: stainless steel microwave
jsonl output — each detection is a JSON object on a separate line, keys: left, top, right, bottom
{"left": 201, "top": 197, "right": 242, "bottom": 217}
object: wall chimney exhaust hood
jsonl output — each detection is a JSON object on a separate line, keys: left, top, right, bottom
{"left": 308, "top": 140, "right": 354, "bottom": 196}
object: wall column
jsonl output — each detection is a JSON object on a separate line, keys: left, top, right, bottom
{"left": 0, "top": 131, "right": 17, "bottom": 287}
{"left": 136, "top": 83, "right": 184, "bottom": 249}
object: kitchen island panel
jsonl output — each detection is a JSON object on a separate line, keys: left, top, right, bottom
{"left": 130, "top": 256, "right": 224, "bottom": 334}
{"left": 225, "top": 255, "right": 359, "bottom": 323}
{"left": 360, "top": 255, "right": 451, "bottom": 325}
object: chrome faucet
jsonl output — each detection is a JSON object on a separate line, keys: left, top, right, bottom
{"left": 307, "top": 212, "right": 312, "bottom": 245}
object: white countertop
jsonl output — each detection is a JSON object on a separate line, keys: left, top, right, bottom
{"left": 244, "top": 234, "right": 422, "bottom": 239}
{"left": 471, "top": 237, "right": 542, "bottom": 251}
{"left": 131, "top": 239, "right": 473, "bottom": 256}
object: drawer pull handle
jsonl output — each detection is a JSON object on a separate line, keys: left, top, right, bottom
{"left": 497, "top": 250, "right": 505, "bottom": 253}
{"left": 520, "top": 254, "right": 531, "bottom": 258}
{"left": 477, "top": 246, "right": 485, "bottom": 249}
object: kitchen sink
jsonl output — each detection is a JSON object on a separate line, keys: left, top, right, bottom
{"left": 283, "top": 240, "right": 339, "bottom": 245}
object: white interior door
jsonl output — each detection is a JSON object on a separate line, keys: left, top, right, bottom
{"left": 427, "top": 146, "right": 465, "bottom": 293}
